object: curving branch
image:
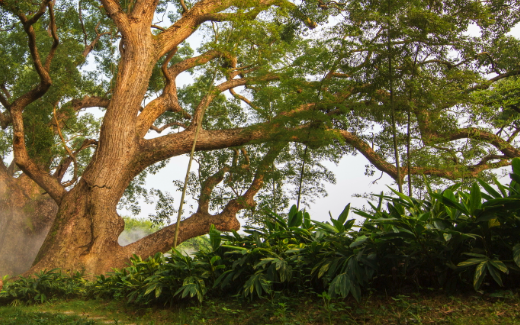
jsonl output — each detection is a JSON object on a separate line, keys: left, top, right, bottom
{"left": 123, "top": 144, "right": 281, "bottom": 257}
{"left": 53, "top": 139, "right": 98, "bottom": 182}
{"left": 70, "top": 96, "right": 110, "bottom": 112}
{"left": 6, "top": 1, "right": 66, "bottom": 203}
{"left": 155, "top": 0, "right": 316, "bottom": 58}
{"left": 135, "top": 50, "right": 223, "bottom": 137}
{"left": 467, "top": 70, "right": 520, "bottom": 92}
{"left": 82, "top": 22, "right": 111, "bottom": 58}
{"left": 136, "top": 48, "right": 276, "bottom": 138}
{"left": 189, "top": 74, "right": 279, "bottom": 131}
{"left": 338, "top": 129, "right": 515, "bottom": 181}
{"left": 415, "top": 107, "right": 520, "bottom": 158}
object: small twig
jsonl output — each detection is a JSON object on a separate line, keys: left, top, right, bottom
{"left": 151, "top": 24, "right": 166, "bottom": 31}
{"left": 78, "top": 0, "right": 87, "bottom": 46}
{"left": 179, "top": 0, "right": 188, "bottom": 14}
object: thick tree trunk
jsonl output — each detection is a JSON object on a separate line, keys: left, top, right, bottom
{"left": 27, "top": 176, "right": 240, "bottom": 276}
{"left": 0, "top": 168, "right": 57, "bottom": 277}
{"left": 18, "top": 6, "right": 251, "bottom": 276}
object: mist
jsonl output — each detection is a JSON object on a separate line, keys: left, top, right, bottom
{"left": 118, "top": 227, "right": 153, "bottom": 246}
{"left": 0, "top": 173, "right": 58, "bottom": 278}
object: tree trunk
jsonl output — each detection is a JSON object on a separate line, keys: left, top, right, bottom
{"left": 27, "top": 176, "right": 241, "bottom": 276}
{"left": 0, "top": 168, "right": 57, "bottom": 277}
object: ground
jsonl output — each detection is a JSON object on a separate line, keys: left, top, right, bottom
{"left": 1, "top": 292, "right": 520, "bottom": 324}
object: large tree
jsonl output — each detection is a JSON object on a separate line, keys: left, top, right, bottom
{"left": 1, "top": 0, "right": 520, "bottom": 276}
{"left": 0, "top": 0, "right": 322, "bottom": 275}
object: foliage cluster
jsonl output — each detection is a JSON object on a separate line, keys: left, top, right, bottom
{"left": 0, "top": 270, "right": 87, "bottom": 305}
{"left": 2, "top": 160, "right": 520, "bottom": 307}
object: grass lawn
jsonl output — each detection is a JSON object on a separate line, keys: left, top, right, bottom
{"left": 1, "top": 291, "right": 519, "bottom": 324}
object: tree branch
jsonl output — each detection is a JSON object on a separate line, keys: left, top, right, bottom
{"left": 53, "top": 139, "right": 98, "bottom": 182}
{"left": 149, "top": 122, "right": 187, "bottom": 133}
{"left": 6, "top": 1, "right": 65, "bottom": 203}
{"left": 82, "top": 22, "right": 111, "bottom": 58}
{"left": 155, "top": 0, "right": 315, "bottom": 58}
{"left": 123, "top": 144, "right": 281, "bottom": 257}
{"left": 98, "top": 0, "right": 130, "bottom": 32}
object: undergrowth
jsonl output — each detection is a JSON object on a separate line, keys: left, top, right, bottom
{"left": 2, "top": 159, "right": 520, "bottom": 308}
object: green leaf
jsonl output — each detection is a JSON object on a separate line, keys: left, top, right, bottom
{"left": 493, "top": 176, "right": 508, "bottom": 197}
{"left": 473, "top": 261, "right": 487, "bottom": 290}
{"left": 209, "top": 224, "right": 221, "bottom": 251}
{"left": 387, "top": 186, "right": 413, "bottom": 205}
{"left": 337, "top": 203, "right": 351, "bottom": 225}
{"left": 288, "top": 205, "right": 303, "bottom": 228}
{"left": 210, "top": 255, "right": 221, "bottom": 265}
{"left": 418, "top": 212, "right": 431, "bottom": 222}
{"left": 488, "top": 218, "right": 500, "bottom": 228}
{"left": 303, "top": 212, "right": 311, "bottom": 229}
{"left": 350, "top": 235, "right": 368, "bottom": 248}
{"left": 489, "top": 260, "right": 509, "bottom": 274}
{"left": 513, "top": 244, "right": 520, "bottom": 268}
{"left": 343, "top": 219, "right": 356, "bottom": 231}
{"left": 468, "top": 183, "right": 482, "bottom": 215}
{"left": 463, "top": 252, "right": 488, "bottom": 258}
{"left": 431, "top": 192, "right": 469, "bottom": 215}
{"left": 144, "top": 284, "right": 157, "bottom": 296}
{"left": 311, "top": 220, "right": 338, "bottom": 233}
{"left": 512, "top": 157, "right": 520, "bottom": 176}
{"left": 477, "top": 178, "right": 502, "bottom": 199}
{"left": 221, "top": 245, "right": 248, "bottom": 251}
{"left": 486, "top": 263, "right": 504, "bottom": 287}
{"left": 458, "top": 258, "right": 487, "bottom": 268}
{"left": 155, "top": 286, "right": 162, "bottom": 298}
{"left": 318, "top": 262, "right": 331, "bottom": 279}
{"left": 510, "top": 173, "right": 520, "bottom": 185}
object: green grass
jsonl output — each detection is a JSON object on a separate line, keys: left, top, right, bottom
{"left": 0, "top": 308, "right": 95, "bottom": 325}
{"left": 1, "top": 291, "right": 520, "bottom": 324}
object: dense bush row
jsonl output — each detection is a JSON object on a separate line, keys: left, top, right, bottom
{"left": 2, "top": 160, "right": 520, "bottom": 306}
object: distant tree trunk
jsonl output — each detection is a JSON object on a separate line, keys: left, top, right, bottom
{"left": 0, "top": 165, "right": 57, "bottom": 277}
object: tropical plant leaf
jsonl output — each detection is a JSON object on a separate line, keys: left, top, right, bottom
{"left": 486, "top": 263, "right": 504, "bottom": 287}
{"left": 350, "top": 235, "right": 368, "bottom": 248}
{"left": 337, "top": 203, "right": 351, "bottom": 225}
{"left": 513, "top": 244, "right": 520, "bottom": 268}
{"left": 312, "top": 220, "right": 339, "bottom": 233}
{"left": 473, "top": 261, "right": 487, "bottom": 290}
{"left": 288, "top": 205, "right": 303, "bottom": 228}
{"left": 489, "top": 260, "right": 509, "bottom": 274}
{"left": 477, "top": 178, "right": 502, "bottom": 198}
{"left": 458, "top": 258, "right": 487, "bottom": 268}
{"left": 468, "top": 183, "right": 482, "bottom": 215}
{"left": 209, "top": 224, "right": 221, "bottom": 251}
